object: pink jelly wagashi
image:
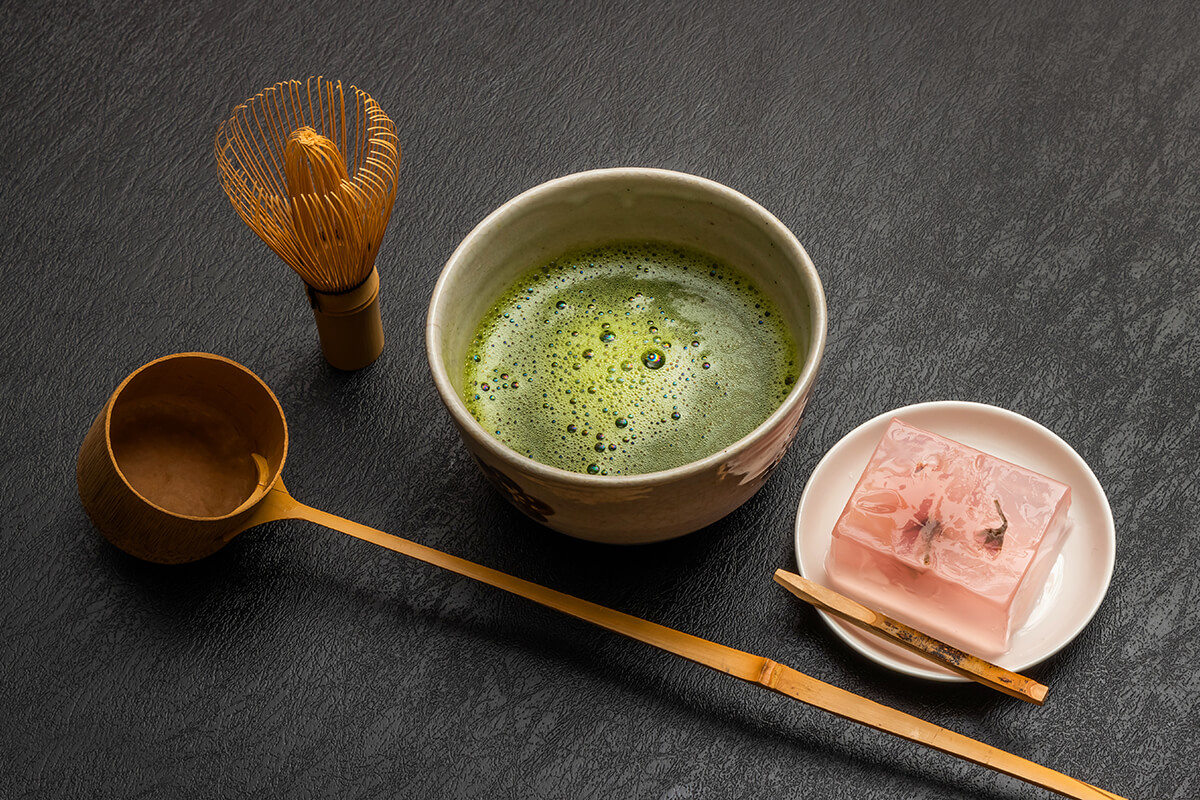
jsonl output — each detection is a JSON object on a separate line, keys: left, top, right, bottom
{"left": 824, "top": 418, "right": 1072, "bottom": 657}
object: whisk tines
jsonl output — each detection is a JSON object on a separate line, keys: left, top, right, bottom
{"left": 215, "top": 76, "right": 400, "bottom": 370}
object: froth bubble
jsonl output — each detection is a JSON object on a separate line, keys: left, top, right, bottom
{"left": 642, "top": 349, "right": 665, "bottom": 369}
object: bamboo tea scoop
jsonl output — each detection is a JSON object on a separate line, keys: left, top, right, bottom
{"left": 774, "top": 569, "right": 1049, "bottom": 705}
{"left": 76, "top": 353, "right": 1124, "bottom": 800}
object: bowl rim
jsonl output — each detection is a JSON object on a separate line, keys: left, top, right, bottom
{"left": 425, "top": 166, "right": 827, "bottom": 488}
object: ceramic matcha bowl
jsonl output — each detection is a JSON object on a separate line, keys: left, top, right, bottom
{"left": 426, "top": 168, "right": 826, "bottom": 543}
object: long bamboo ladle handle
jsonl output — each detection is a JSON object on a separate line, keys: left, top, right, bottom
{"left": 234, "top": 479, "right": 1124, "bottom": 800}
{"left": 773, "top": 569, "right": 1049, "bottom": 705}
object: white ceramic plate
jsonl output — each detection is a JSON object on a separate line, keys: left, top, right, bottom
{"left": 794, "top": 401, "right": 1116, "bottom": 681}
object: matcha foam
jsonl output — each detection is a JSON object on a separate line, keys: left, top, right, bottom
{"left": 463, "top": 241, "right": 800, "bottom": 476}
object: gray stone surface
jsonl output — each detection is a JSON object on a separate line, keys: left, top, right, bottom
{"left": 2, "top": 1, "right": 1196, "bottom": 797}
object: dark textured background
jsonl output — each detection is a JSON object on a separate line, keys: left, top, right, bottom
{"left": 1, "top": 1, "right": 1196, "bottom": 797}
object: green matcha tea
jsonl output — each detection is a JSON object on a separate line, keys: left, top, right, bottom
{"left": 463, "top": 241, "right": 801, "bottom": 475}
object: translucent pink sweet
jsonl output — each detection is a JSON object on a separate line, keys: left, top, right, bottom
{"left": 824, "top": 419, "right": 1071, "bottom": 657}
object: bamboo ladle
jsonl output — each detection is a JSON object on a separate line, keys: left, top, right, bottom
{"left": 76, "top": 353, "right": 1124, "bottom": 800}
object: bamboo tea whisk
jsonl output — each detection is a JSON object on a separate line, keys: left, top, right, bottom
{"left": 214, "top": 77, "right": 400, "bottom": 370}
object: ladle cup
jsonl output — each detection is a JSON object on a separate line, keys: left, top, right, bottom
{"left": 74, "top": 352, "right": 1123, "bottom": 800}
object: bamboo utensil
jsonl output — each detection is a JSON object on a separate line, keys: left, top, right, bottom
{"left": 214, "top": 77, "right": 400, "bottom": 370}
{"left": 76, "top": 353, "right": 1124, "bottom": 800}
{"left": 774, "top": 569, "right": 1050, "bottom": 704}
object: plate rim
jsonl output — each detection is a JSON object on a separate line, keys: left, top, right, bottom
{"left": 793, "top": 400, "right": 1116, "bottom": 682}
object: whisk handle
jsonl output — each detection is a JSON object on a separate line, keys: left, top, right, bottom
{"left": 306, "top": 266, "right": 384, "bottom": 370}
